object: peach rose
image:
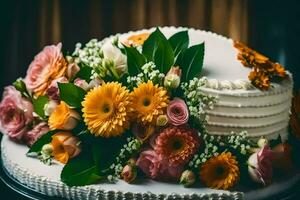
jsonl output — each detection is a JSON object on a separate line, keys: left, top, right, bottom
{"left": 48, "top": 101, "right": 80, "bottom": 130}
{"left": 51, "top": 132, "right": 81, "bottom": 164}
{"left": 25, "top": 43, "right": 67, "bottom": 96}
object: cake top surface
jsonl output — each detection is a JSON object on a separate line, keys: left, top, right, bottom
{"left": 119, "top": 27, "right": 251, "bottom": 82}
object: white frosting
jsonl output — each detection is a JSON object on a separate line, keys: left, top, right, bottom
{"left": 118, "top": 27, "right": 252, "bottom": 83}
{"left": 1, "top": 136, "right": 243, "bottom": 200}
{"left": 110, "top": 27, "right": 294, "bottom": 140}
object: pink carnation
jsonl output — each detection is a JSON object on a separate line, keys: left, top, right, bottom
{"left": 22, "top": 122, "right": 50, "bottom": 147}
{"left": 0, "top": 86, "right": 33, "bottom": 141}
{"left": 167, "top": 98, "right": 189, "bottom": 126}
{"left": 136, "top": 149, "right": 183, "bottom": 181}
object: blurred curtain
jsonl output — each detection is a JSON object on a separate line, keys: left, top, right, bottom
{"left": 1, "top": 0, "right": 249, "bottom": 93}
{"left": 43, "top": 0, "right": 249, "bottom": 45}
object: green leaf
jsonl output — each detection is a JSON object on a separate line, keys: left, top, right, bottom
{"left": 123, "top": 45, "right": 146, "bottom": 75}
{"left": 168, "top": 30, "right": 189, "bottom": 61}
{"left": 75, "top": 63, "right": 93, "bottom": 83}
{"left": 180, "top": 43, "right": 205, "bottom": 81}
{"left": 61, "top": 152, "right": 103, "bottom": 186}
{"left": 142, "top": 28, "right": 174, "bottom": 73}
{"left": 58, "top": 83, "right": 86, "bottom": 108}
{"left": 27, "top": 130, "right": 58, "bottom": 154}
{"left": 13, "top": 78, "right": 31, "bottom": 98}
{"left": 92, "top": 136, "right": 127, "bottom": 175}
{"left": 32, "top": 96, "right": 49, "bottom": 118}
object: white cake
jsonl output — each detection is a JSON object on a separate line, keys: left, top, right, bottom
{"left": 1, "top": 27, "right": 295, "bottom": 200}
{"left": 117, "top": 27, "right": 293, "bottom": 140}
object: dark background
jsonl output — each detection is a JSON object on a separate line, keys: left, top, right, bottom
{"left": 0, "top": 0, "right": 300, "bottom": 199}
{"left": 0, "top": 0, "right": 299, "bottom": 94}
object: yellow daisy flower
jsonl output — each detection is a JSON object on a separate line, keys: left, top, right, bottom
{"left": 131, "top": 81, "right": 169, "bottom": 125}
{"left": 200, "top": 152, "right": 240, "bottom": 190}
{"left": 82, "top": 82, "right": 131, "bottom": 137}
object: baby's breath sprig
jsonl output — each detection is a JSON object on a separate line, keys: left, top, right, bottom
{"left": 188, "top": 131, "right": 254, "bottom": 170}
{"left": 109, "top": 137, "right": 142, "bottom": 178}
{"left": 181, "top": 77, "right": 217, "bottom": 130}
{"left": 73, "top": 39, "right": 104, "bottom": 68}
{"left": 126, "top": 62, "right": 165, "bottom": 88}
{"left": 188, "top": 131, "right": 220, "bottom": 170}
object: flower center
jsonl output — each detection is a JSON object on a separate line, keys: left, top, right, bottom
{"left": 173, "top": 107, "right": 182, "bottom": 115}
{"left": 172, "top": 139, "right": 183, "bottom": 150}
{"left": 215, "top": 166, "right": 225, "bottom": 177}
{"left": 143, "top": 98, "right": 151, "bottom": 107}
{"left": 102, "top": 103, "right": 111, "bottom": 113}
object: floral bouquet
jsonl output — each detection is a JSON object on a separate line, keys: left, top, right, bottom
{"left": 0, "top": 28, "right": 294, "bottom": 189}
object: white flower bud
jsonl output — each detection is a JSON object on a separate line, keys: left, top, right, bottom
{"left": 44, "top": 100, "right": 58, "bottom": 116}
{"left": 257, "top": 137, "right": 268, "bottom": 148}
{"left": 164, "top": 74, "right": 180, "bottom": 89}
{"left": 41, "top": 144, "right": 53, "bottom": 155}
{"left": 180, "top": 170, "right": 195, "bottom": 187}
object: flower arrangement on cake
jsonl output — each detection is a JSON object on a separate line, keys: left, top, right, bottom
{"left": 0, "top": 27, "right": 296, "bottom": 191}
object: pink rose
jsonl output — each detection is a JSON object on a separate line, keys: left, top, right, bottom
{"left": 46, "top": 77, "right": 68, "bottom": 100}
{"left": 248, "top": 145, "right": 273, "bottom": 185}
{"left": 0, "top": 86, "right": 33, "bottom": 141}
{"left": 137, "top": 150, "right": 162, "bottom": 179}
{"left": 25, "top": 43, "right": 67, "bottom": 96}
{"left": 136, "top": 149, "right": 183, "bottom": 181}
{"left": 161, "top": 160, "right": 184, "bottom": 181}
{"left": 23, "top": 122, "right": 50, "bottom": 147}
{"left": 167, "top": 98, "right": 189, "bottom": 126}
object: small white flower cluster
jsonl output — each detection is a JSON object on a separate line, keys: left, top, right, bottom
{"left": 109, "top": 137, "right": 142, "bottom": 178}
{"left": 73, "top": 37, "right": 127, "bottom": 80}
{"left": 226, "top": 131, "right": 251, "bottom": 155}
{"left": 189, "top": 131, "right": 252, "bottom": 169}
{"left": 188, "top": 133, "right": 220, "bottom": 169}
{"left": 73, "top": 39, "right": 104, "bottom": 68}
{"left": 181, "top": 77, "right": 217, "bottom": 125}
{"left": 127, "top": 62, "right": 165, "bottom": 87}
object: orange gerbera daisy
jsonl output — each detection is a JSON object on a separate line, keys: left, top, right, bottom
{"left": 123, "top": 32, "right": 150, "bottom": 47}
{"left": 200, "top": 152, "right": 240, "bottom": 190}
{"left": 131, "top": 81, "right": 169, "bottom": 125}
{"left": 82, "top": 82, "right": 132, "bottom": 137}
{"left": 154, "top": 126, "right": 200, "bottom": 166}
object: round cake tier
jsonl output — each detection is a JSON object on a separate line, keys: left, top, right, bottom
{"left": 116, "top": 27, "right": 293, "bottom": 140}
{"left": 1, "top": 136, "right": 241, "bottom": 200}
{"left": 201, "top": 79, "right": 293, "bottom": 140}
